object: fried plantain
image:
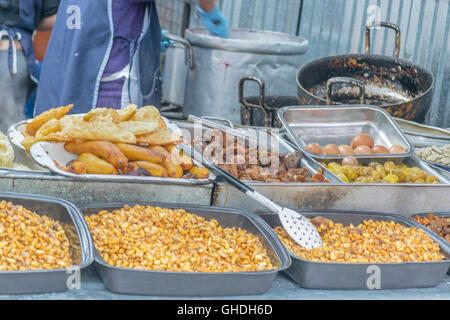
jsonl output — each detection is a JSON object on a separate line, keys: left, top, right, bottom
{"left": 149, "top": 145, "right": 184, "bottom": 178}
{"left": 124, "top": 161, "right": 168, "bottom": 177}
{"left": 64, "top": 140, "right": 128, "bottom": 168}
{"left": 78, "top": 153, "right": 118, "bottom": 175}
{"left": 116, "top": 143, "right": 165, "bottom": 164}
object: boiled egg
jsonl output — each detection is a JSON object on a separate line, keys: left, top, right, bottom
{"left": 305, "top": 143, "right": 322, "bottom": 154}
{"left": 351, "top": 134, "right": 374, "bottom": 149}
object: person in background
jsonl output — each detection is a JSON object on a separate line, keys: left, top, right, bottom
{"left": 0, "top": 0, "right": 59, "bottom": 132}
{"left": 34, "top": 0, "right": 229, "bottom": 115}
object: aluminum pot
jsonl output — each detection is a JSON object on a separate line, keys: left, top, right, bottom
{"left": 162, "top": 34, "right": 194, "bottom": 107}
{"left": 183, "top": 28, "right": 309, "bottom": 124}
{"left": 296, "top": 22, "right": 434, "bottom": 123}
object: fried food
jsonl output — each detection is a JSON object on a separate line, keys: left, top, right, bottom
{"left": 0, "top": 131, "right": 14, "bottom": 168}
{"left": 193, "top": 129, "right": 327, "bottom": 183}
{"left": 124, "top": 161, "right": 168, "bottom": 177}
{"left": 124, "top": 167, "right": 151, "bottom": 176}
{"left": 59, "top": 116, "right": 136, "bottom": 144}
{"left": 25, "top": 104, "right": 73, "bottom": 136}
{"left": 20, "top": 104, "right": 206, "bottom": 180}
{"left": 275, "top": 218, "right": 444, "bottom": 263}
{"left": 165, "top": 144, "right": 193, "bottom": 170}
{"left": 131, "top": 105, "right": 160, "bottom": 123}
{"left": 116, "top": 143, "right": 165, "bottom": 164}
{"left": 0, "top": 200, "right": 73, "bottom": 271}
{"left": 136, "top": 129, "right": 182, "bottom": 145}
{"left": 83, "top": 107, "right": 120, "bottom": 123}
{"left": 65, "top": 140, "right": 128, "bottom": 168}
{"left": 22, "top": 133, "right": 72, "bottom": 152}
{"left": 85, "top": 205, "right": 275, "bottom": 272}
{"left": 118, "top": 121, "right": 159, "bottom": 135}
{"left": 55, "top": 160, "right": 87, "bottom": 174}
{"left": 78, "top": 153, "right": 118, "bottom": 175}
{"left": 117, "top": 104, "right": 138, "bottom": 122}
{"left": 411, "top": 212, "right": 450, "bottom": 242}
{"left": 149, "top": 145, "right": 183, "bottom": 178}
{"left": 188, "top": 166, "right": 211, "bottom": 179}
{"left": 35, "top": 118, "right": 62, "bottom": 138}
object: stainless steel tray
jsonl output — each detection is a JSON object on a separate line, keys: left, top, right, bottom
{"left": 394, "top": 117, "right": 450, "bottom": 148}
{"left": 0, "top": 192, "right": 93, "bottom": 294}
{"left": 280, "top": 130, "right": 450, "bottom": 185}
{"left": 259, "top": 211, "right": 450, "bottom": 290}
{"left": 278, "top": 105, "right": 414, "bottom": 161}
{"left": 81, "top": 202, "right": 291, "bottom": 296}
{"left": 175, "top": 120, "right": 341, "bottom": 183}
{"left": 7, "top": 120, "right": 216, "bottom": 185}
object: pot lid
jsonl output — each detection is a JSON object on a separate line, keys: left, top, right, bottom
{"left": 185, "top": 28, "right": 309, "bottom": 55}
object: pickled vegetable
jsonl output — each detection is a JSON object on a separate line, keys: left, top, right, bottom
{"left": 326, "top": 159, "right": 440, "bottom": 184}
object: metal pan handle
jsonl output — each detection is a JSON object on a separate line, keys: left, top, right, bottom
{"left": 239, "top": 76, "right": 266, "bottom": 108}
{"left": 326, "top": 77, "right": 366, "bottom": 105}
{"left": 239, "top": 76, "right": 272, "bottom": 126}
{"left": 365, "top": 22, "right": 401, "bottom": 58}
{"left": 164, "top": 33, "right": 195, "bottom": 69}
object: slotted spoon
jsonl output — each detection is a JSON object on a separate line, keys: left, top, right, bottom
{"left": 178, "top": 140, "right": 322, "bottom": 250}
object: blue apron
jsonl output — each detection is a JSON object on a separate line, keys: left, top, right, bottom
{"left": 0, "top": 0, "right": 42, "bottom": 83}
{"left": 34, "top": 0, "right": 162, "bottom": 115}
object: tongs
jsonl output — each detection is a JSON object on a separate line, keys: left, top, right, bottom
{"left": 179, "top": 116, "right": 322, "bottom": 250}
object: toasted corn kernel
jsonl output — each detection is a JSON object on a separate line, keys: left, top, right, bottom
{"left": 86, "top": 205, "right": 275, "bottom": 272}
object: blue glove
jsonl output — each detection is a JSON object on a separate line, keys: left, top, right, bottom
{"left": 160, "top": 29, "right": 175, "bottom": 52}
{"left": 196, "top": 5, "right": 229, "bottom": 38}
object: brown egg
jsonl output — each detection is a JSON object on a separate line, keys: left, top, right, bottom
{"left": 351, "top": 134, "right": 374, "bottom": 149}
{"left": 342, "top": 156, "right": 359, "bottom": 167}
{"left": 354, "top": 145, "right": 372, "bottom": 154}
{"left": 305, "top": 143, "right": 322, "bottom": 154}
{"left": 371, "top": 145, "right": 389, "bottom": 154}
{"left": 323, "top": 144, "right": 340, "bottom": 155}
{"left": 389, "top": 144, "right": 407, "bottom": 154}
{"left": 338, "top": 144, "right": 354, "bottom": 155}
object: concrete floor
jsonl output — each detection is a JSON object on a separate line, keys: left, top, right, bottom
{"left": 1, "top": 266, "right": 448, "bottom": 300}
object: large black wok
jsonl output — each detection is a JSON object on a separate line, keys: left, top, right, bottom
{"left": 297, "top": 22, "right": 434, "bottom": 122}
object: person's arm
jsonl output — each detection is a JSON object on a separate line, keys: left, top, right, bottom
{"left": 36, "top": 0, "right": 60, "bottom": 31}
{"left": 36, "top": 14, "right": 56, "bottom": 31}
{"left": 198, "top": 0, "right": 215, "bottom": 12}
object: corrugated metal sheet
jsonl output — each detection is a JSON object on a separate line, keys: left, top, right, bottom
{"left": 158, "top": 0, "right": 449, "bottom": 128}
{"left": 298, "top": 0, "right": 450, "bottom": 128}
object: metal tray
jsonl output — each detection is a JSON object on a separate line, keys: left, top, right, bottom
{"left": 0, "top": 192, "right": 93, "bottom": 294}
{"left": 394, "top": 117, "right": 450, "bottom": 148}
{"left": 175, "top": 120, "right": 341, "bottom": 183}
{"left": 7, "top": 120, "right": 216, "bottom": 185}
{"left": 278, "top": 105, "right": 414, "bottom": 161}
{"left": 280, "top": 130, "right": 450, "bottom": 185}
{"left": 258, "top": 210, "right": 450, "bottom": 290}
{"left": 81, "top": 202, "right": 291, "bottom": 296}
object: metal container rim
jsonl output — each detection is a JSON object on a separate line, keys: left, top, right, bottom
{"left": 185, "top": 27, "right": 309, "bottom": 55}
